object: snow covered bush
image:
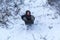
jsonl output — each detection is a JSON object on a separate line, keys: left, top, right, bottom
{"left": 0, "top": 0, "right": 24, "bottom": 28}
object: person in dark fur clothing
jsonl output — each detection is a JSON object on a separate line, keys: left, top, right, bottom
{"left": 21, "top": 10, "right": 35, "bottom": 25}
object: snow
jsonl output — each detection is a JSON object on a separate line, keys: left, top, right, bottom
{"left": 0, "top": 0, "right": 60, "bottom": 40}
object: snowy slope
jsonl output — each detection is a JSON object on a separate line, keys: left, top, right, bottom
{"left": 0, "top": 0, "right": 60, "bottom": 40}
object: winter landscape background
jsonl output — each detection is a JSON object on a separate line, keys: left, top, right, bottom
{"left": 0, "top": 0, "right": 60, "bottom": 40}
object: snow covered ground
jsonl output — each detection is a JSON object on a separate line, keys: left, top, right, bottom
{"left": 0, "top": 0, "right": 60, "bottom": 40}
